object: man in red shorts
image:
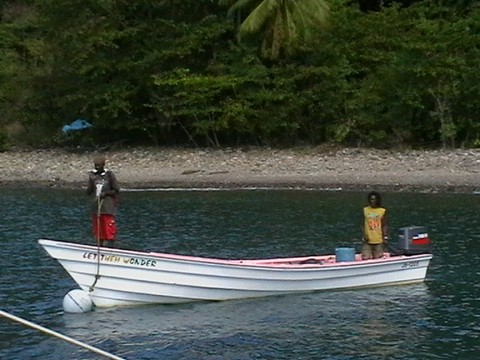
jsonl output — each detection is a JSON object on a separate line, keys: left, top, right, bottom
{"left": 86, "top": 155, "right": 120, "bottom": 247}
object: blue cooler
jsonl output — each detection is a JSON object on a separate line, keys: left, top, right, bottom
{"left": 335, "top": 247, "right": 355, "bottom": 262}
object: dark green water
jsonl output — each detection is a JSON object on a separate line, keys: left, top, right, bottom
{"left": 1, "top": 189, "right": 479, "bottom": 359}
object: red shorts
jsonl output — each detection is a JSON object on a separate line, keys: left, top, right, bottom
{"left": 92, "top": 214, "right": 117, "bottom": 241}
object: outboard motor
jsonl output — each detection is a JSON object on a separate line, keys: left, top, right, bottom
{"left": 397, "top": 226, "right": 431, "bottom": 255}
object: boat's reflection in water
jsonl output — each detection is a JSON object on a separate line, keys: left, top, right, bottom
{"left": 58, "top": 283, "right": 431, "bottom": 359}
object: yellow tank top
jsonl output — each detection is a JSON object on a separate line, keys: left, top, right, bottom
{"left": 363, "top": 206, "right": 386, "bottom": 244}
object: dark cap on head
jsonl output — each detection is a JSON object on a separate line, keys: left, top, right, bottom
{"left": 93, "top": 155, "right": 106, "bottom": 166}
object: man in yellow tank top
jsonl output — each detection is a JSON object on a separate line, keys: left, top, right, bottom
{"left": 362, "top": 191, "right": 388, "bottom": 259}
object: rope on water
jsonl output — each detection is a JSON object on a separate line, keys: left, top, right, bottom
{"left": 0, "top": 310, "right": 126, "bottom": 360}
{"left": 90, "top": 197, "right": 104, "bottom": 292}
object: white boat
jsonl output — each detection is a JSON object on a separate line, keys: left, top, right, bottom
{"left": 38, "top": 226, "right": 432, "bottom": 307}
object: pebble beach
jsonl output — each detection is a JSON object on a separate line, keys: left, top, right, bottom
{"left": 1, "top": 147, "right": 479, "bottom": 193}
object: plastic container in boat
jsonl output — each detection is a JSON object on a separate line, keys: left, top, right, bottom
{"left": 335, "top": 247, "right": 355, "bottom": 262}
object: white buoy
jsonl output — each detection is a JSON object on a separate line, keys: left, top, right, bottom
{"left": 63, "top": 289, "right": 93, "bottom": 313}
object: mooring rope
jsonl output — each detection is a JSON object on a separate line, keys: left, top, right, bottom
{"left": 0, "top": 310, "right": 126, "bottom": 360}
{"left": 90, "top": 197, "right": 104, "bottom": 292}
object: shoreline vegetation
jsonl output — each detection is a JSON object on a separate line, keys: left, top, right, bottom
{"left": 1, "top": 147, "right": 479, "bottom": 193}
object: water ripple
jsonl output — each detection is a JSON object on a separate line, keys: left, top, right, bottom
{"left": 1, "top": 190, "right": 479, "bottom": 359}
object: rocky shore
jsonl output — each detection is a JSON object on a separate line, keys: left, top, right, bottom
{"left": 1, "top": 147, "right": 479, "bottom": 193}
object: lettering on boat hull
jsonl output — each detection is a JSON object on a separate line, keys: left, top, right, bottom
{"left": 401, "top": 260, "right": 420, "bottom": 269}
{"left": 82, "top": 252, "right": 157, "bottom": 268}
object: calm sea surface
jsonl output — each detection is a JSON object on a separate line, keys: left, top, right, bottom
{"left": 0, "top": 189, "right": 479, "bottom": 359}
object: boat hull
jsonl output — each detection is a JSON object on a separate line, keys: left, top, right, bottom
{"left": 38, "top": 239, "right": 432, "bottom": 307}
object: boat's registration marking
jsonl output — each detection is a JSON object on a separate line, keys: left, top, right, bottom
{"left": 83, "top": 252, "right": 157, "bottom": 267}
{"left": 401, "top": 260, "right": 420, "bottom": 269}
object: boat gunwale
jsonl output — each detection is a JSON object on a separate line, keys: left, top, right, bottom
{"left": 38, "top": 238, "right": 433, "bottom": 270}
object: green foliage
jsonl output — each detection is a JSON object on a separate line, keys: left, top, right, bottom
{"left": 222, "top": 0, "right": 330, "bottom": 59}
{"left": 0, "top": 130, "right": 10, "bottom": 151}
{"left": 151, "top": 59, "right": 303, "bottom": 146}
{"left": 306, "top": 2, "right": 480, "bottom": 148}
{"left": 0, "top": 0, "right": 480, "bottom": 149}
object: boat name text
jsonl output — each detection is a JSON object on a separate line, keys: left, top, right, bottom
{"left": 401, "top": 260, "right": 420, "bottom": 269}
{"left": 83, "top": 252, "right": 157, "bottom": 267}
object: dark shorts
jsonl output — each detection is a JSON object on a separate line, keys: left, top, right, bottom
{"left": 362, "top": 243, "right": 384, "bottom": 260}
{"left": 92, "top": 214, "right": 117, "bottom": 241}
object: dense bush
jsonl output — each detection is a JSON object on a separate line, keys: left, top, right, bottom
{"left": 0, "top": 0, "right": 479, "bottom": 149}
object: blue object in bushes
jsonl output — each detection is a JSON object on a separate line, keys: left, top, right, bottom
{"left": 62, "top": 119, "right": 92, "bottom": 134}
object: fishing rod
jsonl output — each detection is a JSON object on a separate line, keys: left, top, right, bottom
{"left": 90, "top": 196, "right": 104, "bottom": 292}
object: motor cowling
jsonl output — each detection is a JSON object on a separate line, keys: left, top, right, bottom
{"left": 397, "top": 226, "right": 431, "bottom": 255}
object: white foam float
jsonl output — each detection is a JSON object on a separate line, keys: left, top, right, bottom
{"left": 63, "top": 289, "right": 93, "bottom": 313}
